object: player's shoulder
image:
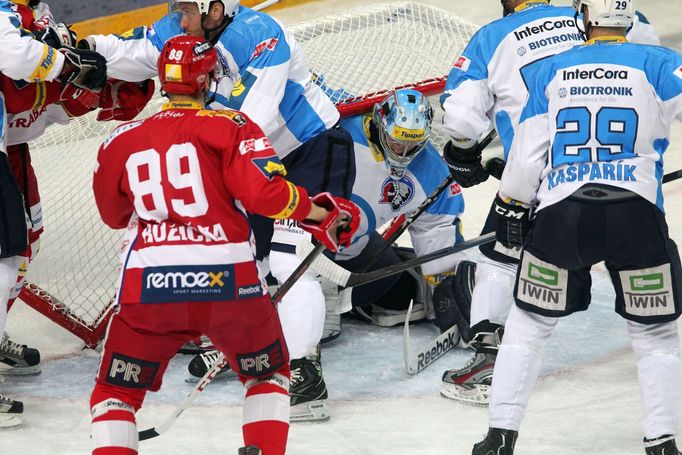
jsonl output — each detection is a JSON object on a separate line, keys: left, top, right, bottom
{"left": 221, "top": 6, "right": 282, "bottom": 45}
{"left": 101, "top": 119, "right": 146, "bottom": 151}
{"left": 341, "top": 113, "right": 371, "bottom": 146}
{"left": 192, "top": 108, "right": 251, "bottom": 128}
{"left": 472, "top": 5, "right": 576, "bottom": 49}
{"left": 408, "top": 143, "right": 449, "bottom": 186}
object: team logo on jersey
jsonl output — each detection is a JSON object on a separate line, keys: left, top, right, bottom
{"left": 517, "top": 46, "right": 527, "bottom": 57}
{"left": 379, "top": 176, "right": 415, "bottom": 212}
{"left": 448, "top": 182, "right": 462, "bottom": 197}
{"left": 675, "top": 65, "right": 682, "bottom": 81}
{"left": 140, "top": 264, "right": 235, "bottom": 303}
{"left": 452, "top": 56, "right": 471, "bottom": 72}
{"left": 250, "top": 157, "right": 288, "bottom": 180}
{"left": 236, "top": 340, "right": 285, "bottom": 376}
{"left": 251, "top": 38, "right": 279, "bottom": 60}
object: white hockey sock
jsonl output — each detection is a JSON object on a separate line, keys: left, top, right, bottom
{"left": 91, "top": 398, "right": 138, "bottom": 454}
{"left": 270, "top": 251, "right": 325, "bottom": 360}
{"left": 469, "top": 258, "right": 517, "bottom": 328}
{"left": 628, "top": 320, "right": 682, "bottom": 439}
{"left": 0, "top": 257, "right": 20, "bottom": 336}
{"left": 488, "top": 305, "right": 558, "bottom": 431}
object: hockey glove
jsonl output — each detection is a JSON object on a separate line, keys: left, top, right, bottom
{"left": 59, "top": 83, "right": 101, "bottom": 117}
{"left": 443, "top": 140, "right": 489, "bottom": 188}
{"left": 36, "top": 23, "right": 77, "bottom": 49}
{"left": 299, "top": 193, "right": 360, "bottom": 253}
{"left": 493, "top": 194, "right": 532, "bottom": 248}
{"left": 97, "top": 79, "right": 155, "bottom": 121}
{"left": 58, "top": 47, "right": 107, "bottom": 92}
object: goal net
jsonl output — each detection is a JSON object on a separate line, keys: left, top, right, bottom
{"left": 21, "top": 1, "right": 478, "bottom": 347}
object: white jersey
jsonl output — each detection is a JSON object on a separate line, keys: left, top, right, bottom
{"left": 501, "top": 38, "right": 682, "bottom": 212}
{"left": 0, "top": 0, "right": 64, "bottom": 82}
{"left": 90, "top": 7, "right": 339, "bottom": 158}
{"left": 337, "top": 114, "right": 466, "bottom": 277}
{"left": 441, "top": 1, "right": 660, "bottom": 157}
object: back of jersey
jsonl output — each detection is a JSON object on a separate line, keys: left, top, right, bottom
{"left": 441, "top": 3, "right": 583, "bottom": 155}
{"left": 508, "top": 41, "right": 682, "bottom": 211}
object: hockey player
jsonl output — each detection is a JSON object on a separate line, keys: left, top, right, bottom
{"left": 473, "top": 0, "right": 682, "bottom": 453}
{"left": 439, "top": 0, "right": 661, "bottom": 405}
{"left": 89, "top": 35, "right": 359, "bottom": 455}
{"left": 0, "top": 0, "right": 107, "bottom": 428}
{"left": 78, "top": 0, "right": 355, "bottom": 261}
{"left": 260, "top": 89, "right": 467, "bottom": 421}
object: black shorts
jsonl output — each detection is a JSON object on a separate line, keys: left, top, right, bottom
{"left": 253, "top": 125, "right": 356, "bottom": 260}
{"left": 514, "top": 188, "right": 682, "bottom": 325}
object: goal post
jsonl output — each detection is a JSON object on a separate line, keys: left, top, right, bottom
{"left": 20, "top": 1, "right": 478, "bottom": 348}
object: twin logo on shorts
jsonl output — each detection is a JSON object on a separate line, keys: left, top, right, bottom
{"left": 619, "top": 265, "right": 675, "bottom": 318}
{"left": 517, "top": 252, "right": 568, "bottom": 312}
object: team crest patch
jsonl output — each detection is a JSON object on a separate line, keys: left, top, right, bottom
{"left": 448, "top": 182, "right": 462, "bottom": 197}
{"left": 452, "top": 56, "right": 471, "bottom": 72}
{"left": 675, "top": 65, "right": 682, "bottom": 81}
{"left": 379, "top": 176, "right": 415, "bottom": 212}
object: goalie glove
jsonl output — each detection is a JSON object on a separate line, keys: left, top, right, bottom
{"left": 58, "top": 47, "right": 107, "bottom": 92}
{"left": 97, "top": 79, "right": 155, "bottom": 122}
{"left": 493, "top": 194, "right": 532, "bottom": 248}
{"left": 35, "top": 23, "right": 77, "bottom": 49}
{"left": 443, "top": 139, "right": 489, "bottom": 188}
{"left": 299, "top": 193, "right": 360, "bottom": 253}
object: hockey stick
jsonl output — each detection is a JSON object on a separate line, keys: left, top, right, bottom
{"left": 138, "top": 243, "right": 326, "bottom": 441}
{"left": 662, "top": 169, "right": 682, "bottom": 184}
{"left": 360, "top": 129, "right": 498, "bottom": 270}
{"left": 403, "top": 303, "right": 460, "bottom": 376}
{"left": 297, "top": 232, "right": 495, "bottom": 287}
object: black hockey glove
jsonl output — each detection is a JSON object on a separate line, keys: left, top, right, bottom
{"left": 59, "top": 47, "right": 107, "bottom": 92}
{"left": 493, "top": 194, "right": 532, "bottom": 248}
{"left": 443, "top": 140, "right": 489, "bottom": 188}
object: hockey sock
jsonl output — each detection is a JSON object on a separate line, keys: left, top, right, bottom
{"left": 90, "top": 387, "right": 141, "bottom": 455}
{"left": 241, "top": 371, "right": 290, "bottom": 455}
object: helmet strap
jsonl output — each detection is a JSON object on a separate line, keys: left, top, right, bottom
{"left": 574, "top": 7, "right": 589, "bottom": 41}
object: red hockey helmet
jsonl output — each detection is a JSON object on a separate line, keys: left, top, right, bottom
{"left": 158, "top": 35, "right": 218, "bottom": 95}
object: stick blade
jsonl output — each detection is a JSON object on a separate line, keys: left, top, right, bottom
{"left": 295, "top": 241, "right": 352, "bottom": 287}
{"left": 138, "top": 428, "right": 160, "bottom": 441}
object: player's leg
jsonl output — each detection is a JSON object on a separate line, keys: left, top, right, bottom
{"left": 604, "top": 197, "right": 682, "bottom": 453}
{"left": 90, "top": 305, "right": 189, "bottom": 454}
{"left": 0, "top": 257, "right": 23, "bottom": 428}
{"left": 207, "top": 293, "right": 291, "bottom": 455}
{"left": 442, "top": 200, "right": 517, "bottom": 405}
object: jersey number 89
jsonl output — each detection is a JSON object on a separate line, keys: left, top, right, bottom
{"left": 552, "top": 106, "right": 638, "bottom": 167}
{"left": 126, "top": 143, "right": 209, "bottom": 221}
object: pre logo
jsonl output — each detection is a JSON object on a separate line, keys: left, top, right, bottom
{"left": 236, "top": 340, "right": 285, "bottom": 376}
{"left": 106, "top": 353, "right": 159, "bottom": 388}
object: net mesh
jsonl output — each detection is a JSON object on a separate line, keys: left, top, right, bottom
{"left": 24, "top": 2, "right": 477, "bottom": 332}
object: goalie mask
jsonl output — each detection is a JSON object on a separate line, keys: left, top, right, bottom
{"left": 373, "top": 89, "right": 433, "bottom": 180}
{"left": 158, "top": 35, "right": 218, "bottom": 95}
{"left": 572, "top": 0, "right": 634, "bottom": 29}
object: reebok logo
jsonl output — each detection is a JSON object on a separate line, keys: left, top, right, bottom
{"left": 238, "top": 284, "right": 262, "bottom": 298}
{"left": 416, "top": 330, "right": 458, "bottom": 372}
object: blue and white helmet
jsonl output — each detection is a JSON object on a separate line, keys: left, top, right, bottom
{"left": 573, "top": 0, "right": 634, "bottom": 28}
{"left": 169, "top": 0, "right": 240, "bottom": 18}
{"left": 373, "top": 89, "right": 434, "bottom": 180}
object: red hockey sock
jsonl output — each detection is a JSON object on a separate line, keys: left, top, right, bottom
{"left": 241, "top": 372, "right": 290, "bottom": 455}
{"left": 90, "top": 396, "right": 138, "bottom": 455}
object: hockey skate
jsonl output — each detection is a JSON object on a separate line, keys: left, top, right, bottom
{"left": 178, "top": 335, "right": 214, "bottom": 355}
{"left": 441, "top": 329, "right": 501, "bottom": 406}
{"left": 238, "top": 446, "right": 261, "bottom": 455}
{"left": 289, "top": 357, "right": 330, "bottom": 423}
{"left": 644, "top": 435, "right": 682, "bottom": 454}
{"left": 471, "top": 428, "right": 518, "bottom": 455}
{"left": 186, "top": 349, "right": 237, "bottom": 383}
{"left": 0, "top": 333, "right": 40, "bottom": 376}
{"left": 0, "top": 395, "right": 23, "bottom": 429}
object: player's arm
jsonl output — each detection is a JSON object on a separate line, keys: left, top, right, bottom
{"left": 657, "top": 50, "right": 682, "bottom": 124}
{"left": 219, "top": 27, "right": 291, "bottom": 137}
{"left": 92, "top": 129, "right": 136, "bottom": 229}
{"left": 80, "top": 15, "right": 182, "bottom": 82}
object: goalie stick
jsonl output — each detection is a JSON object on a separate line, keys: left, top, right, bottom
{"left": 138, "top": 243, "right": 325, "bottom": 441}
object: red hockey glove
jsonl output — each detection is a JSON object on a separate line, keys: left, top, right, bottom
{"left": 299, "top": 193, "right": 360, "bottom": 253}
{"left": 97, "top": 79, "right": 155, "bottom": 122}
{"left": 59, "top": 83, "right": 101, "bottom": 117}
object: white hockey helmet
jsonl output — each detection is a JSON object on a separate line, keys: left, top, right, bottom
{"left": 373, "top": 89, "right": 434, "bottom": 180}
{"left": 572, "top": 0, "right": 634, "bottom": 28}
{"left": 169, "top": 0, "right": 239, "bottom": 18}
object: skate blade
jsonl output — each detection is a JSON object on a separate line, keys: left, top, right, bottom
{"left": 440, "top": 383, "right": 490, "bottom": 407}
{"left": 0, "top": 365, "right": 41, "bottom": 376}
{"left": 290, "top": 400, "right": 331, "bottom": 423}
{"left": 320, "top": 329, "right": 341, "bottom": 344}
{"left": 0, "top": 415, "right": 23, "bottom": 429}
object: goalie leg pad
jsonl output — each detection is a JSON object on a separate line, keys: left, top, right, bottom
{"left": 432, "top": 261, "right": 476, "bottom": 341}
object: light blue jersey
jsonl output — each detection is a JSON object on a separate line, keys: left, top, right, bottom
{"left": 501, "top": 38, "right": 682, "bottom": 212}
{"left": 338, "top": 114, "right": 465, "bottom": 277}
{"left": 90, "top": 7, "right": 339, "bottom": 158}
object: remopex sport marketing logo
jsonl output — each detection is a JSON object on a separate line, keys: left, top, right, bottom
{"left": 141, "top": 264, "right": 235, "bottom": 303}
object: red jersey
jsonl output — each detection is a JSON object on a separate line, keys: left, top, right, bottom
{"left": 94, "top": 101, "right": 312, "bottom": 305}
